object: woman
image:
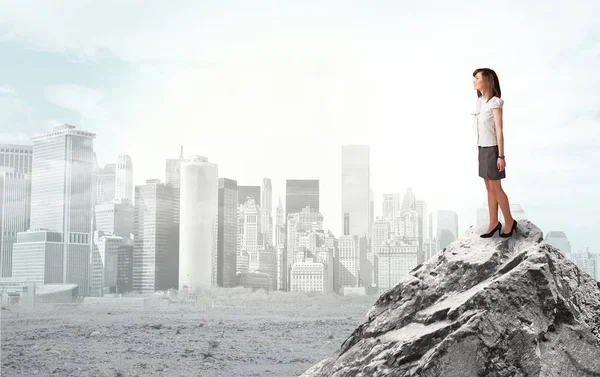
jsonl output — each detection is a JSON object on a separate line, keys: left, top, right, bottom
{"left": 472, "top": 68, "right": 517, "bottom": 238}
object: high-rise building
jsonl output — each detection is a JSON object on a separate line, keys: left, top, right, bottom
{"left": 13, "top": 124, "right": 95, "bottom": 296}
{"left": 397, "top": 210, "right": 420, "bottom": 242}
{"left": 165, "top": 146, "right": 184, "bottom": 189}
{"left": 247, "top": 248, "right": 277, "bottom": 290}
{"left": 401, "top": 187, "right": 416, "bottom": 213}
{"left": 371, "top": 219, "right": 390, "bottom": 249}
{"left": 94, "top": 201, "right": 134, "bottom": 238}
{"left": 0, "top": 168, "right": 30, "bottom": 277}
{"left": 12, "top": 230, "right": 64, "bottom": 286}
{"left": 286, "top": 180, "right": 319, "bottom": 216}
{"left": 428, "top": 212, "right": 434, "bottom": 241}
{"left": 545, "top": 231, "right": 571, "bottom": 255}
{"left": 117, "top": 238, "right": 134, "bottom": 293}
{"left": 0, "top": 143, "right": 32, "bottom": 174}
{"left": 115, "top": 155, "right": 133, "bottom": 202}
{"left": 382, "top": 193, "right": 401, "bottom": 221}
{"left": 261, "top": 178, "right": 273, "bottom": 246}
{"left": 568, "top": 248, "right": 597, "bottom": 280}
{"left": 337, "top": 235, "right": 360, "bottom": 291}
{"left": 341, "top": 145, "right": 370, "bottom": 240}
{"left": 179, "top": 156, "right": 218, "bottom": 290}
{"left": 90, "top": 231, "right": 125, "bottom": 296}
{"left": 415, "top": 200, "right": 428, "bottom": 264}
{"left": 369, "top": 188, "right": 374, "bottom": 240}
{"left": 96, "top": 164, "right": 116, "bottom": 205}
{"left": 216, "top": 178, "right": 238, "bottom": 288}
{"left": 275, "top": 197, "right": 285, "bottom": 248}
{"left": 133, "top": 179, "right": 179, "bottom": 293}
{"left": 238, "top": 186, "right": 261, "bottom": 207}
{"left": 377, "top": 242, "right": 419, "bottom": 295}
{"left": 437, "top": 210, "right": 459, "bottom": 250}
{"left": 241, "top": 197, "right": 263, "bottom": 252}
{"left": 415, "top": 200, "right": 429, "bottom": 242}
{"left": 284, "top": 207, "right": 324, "bottom": 291}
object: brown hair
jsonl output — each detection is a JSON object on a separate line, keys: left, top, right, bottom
{"left": 473, "top": 68, "right": 501, "bottom": 102}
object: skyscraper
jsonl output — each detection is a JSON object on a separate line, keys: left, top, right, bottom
{"left": 13, "top": 124, "right": 96, "bottom": 295}
{"left": 568, "top": 248, "right": 597, "bottom": 280}
{"left": 369, "top": 188, "right": 374, "bottom": 240}
{"left": 275, "top": 197, "right": 285, "bottom": 248}
{"left": 133, "top": 179, "right": 179, "bottom": 293}
{"left": 115, "top": 155, "right": 133, "bottom": 202}
{"left": 401, "top": 187, "right": 416, "bottom": 212}
{"left": 241, "top": 197, "right": 262, "bottom": 252}
{"left": 0, "top": 168, "right": 30, "bottom": 277}
{"left": 261, "top": 178, "right": 273, "bottom": 246}
{"left": 382, "top": 193, "right": 400, "bottom": 221}
{"left": 179, "top": 156, "right": 218, "bottom": 290}
{"left": 545, "top": 231, "right": 571, "bottom": 255}
{"left": 285, "top": 180, "right": 319, "bottom": 216}
{"left": 165, "top": 146, "right": 184, "bottom": 189}
{"left": 415, "top": 200, "right": 429, "bottom": 242}
{"left": 341, "top": 145, "right": 370, "bottom": 240}
{"left": 95, "top": 201, "right": 134, "bottom": 238}
{"left": 96, "top": 163, "right": 116, "bottom": 205}
{"left": 415, "top": 200, "right": 428, "bottom": 264}
{"left": 217, "top": 178, "right": 238, "bottom": 288}
{"left": 0, "top": 143, "right": 32, "bottom": 174}
{"left": 436, "top": 210, "right": 459, "bottom": 250}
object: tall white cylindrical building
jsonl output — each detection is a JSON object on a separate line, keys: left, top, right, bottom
{"left": 179, "top": 156, "right": 218, "bottom": 290}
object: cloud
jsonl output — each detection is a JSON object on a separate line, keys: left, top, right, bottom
{"left": 44, "top": 84, "right": 108, "bottom": 130}
{"left": 0, "top": 85, "right": 16, "bottom": 95}
{"left": 0, "top": 86, "right": 34, "bottom": 135}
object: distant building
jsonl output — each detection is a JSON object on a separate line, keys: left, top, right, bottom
{"left": 13, "top": 124, "right": 95, "bottom": 296}
{"left": 290, "top": 258, "right": 330, "bottom": 293}
{"left": 0, "top": 169, "right": 30, "bottom": 277}
{"left": 545, "top": 231, "right": 571, "bottom": 255}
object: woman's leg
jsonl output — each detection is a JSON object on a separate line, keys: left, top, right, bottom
{"left": 488, "top": 179, "right": 514, "bottom": 230}
{"left": 484, "top": 178, "right": 499, "bottom": 232}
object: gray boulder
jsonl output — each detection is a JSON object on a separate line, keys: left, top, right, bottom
{"left": 301, "top": 220, "right": 600, "bottom": 376}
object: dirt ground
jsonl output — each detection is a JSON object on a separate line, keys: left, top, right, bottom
{"left": 1, "top": 292, "right": 377, "bottom": 377}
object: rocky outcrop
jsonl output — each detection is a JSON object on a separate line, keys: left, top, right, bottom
{"left": 301, "top": 220, "right": 600, "bottom": 377}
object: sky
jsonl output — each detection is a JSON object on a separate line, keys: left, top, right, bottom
{"left": 0, "top": 0, "right": 598, "bottom": 253}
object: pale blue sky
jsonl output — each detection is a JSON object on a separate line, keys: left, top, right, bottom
{"left": 0, "top": 1, "right": 598, "bottom": 253}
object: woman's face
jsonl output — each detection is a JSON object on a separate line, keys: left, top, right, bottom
{"left": 473, "top": 73, "right": 485, "bottom": 93}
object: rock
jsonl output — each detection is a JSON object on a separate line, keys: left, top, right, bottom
{"left": 301, "top": 220, "right": 600, "bottom": 376}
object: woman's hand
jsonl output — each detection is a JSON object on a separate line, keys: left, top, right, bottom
{"left": 497, "top": 158, "right": 506, "bottom": 172}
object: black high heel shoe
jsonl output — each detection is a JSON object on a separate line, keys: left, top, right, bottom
{"left": 500, "top": 219, "right": 518, "bottom": 237}
{"left": 480, "top": 222, "right": 502, "bottom": 238}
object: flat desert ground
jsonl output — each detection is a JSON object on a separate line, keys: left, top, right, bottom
{"left": 1, "top": 289, "right": 377, "bottom": 377}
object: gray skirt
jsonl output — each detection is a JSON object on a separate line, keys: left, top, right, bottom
{"left": 478, "top": 145, "right": 505, "bottom": 180}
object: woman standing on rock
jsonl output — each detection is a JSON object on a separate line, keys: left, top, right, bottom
{"left": 472, "top": 68, "right": 517, "bottom": 238}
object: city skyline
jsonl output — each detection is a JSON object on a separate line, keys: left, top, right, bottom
{"left": 0, "top": 137, "right": 593, "bottom": 257}
{"left": 1, "top": 2, "right": 598, "bottom": 254}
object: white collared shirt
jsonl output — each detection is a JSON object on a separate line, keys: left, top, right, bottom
{"left": 472, "top": 95, "right": 504, "bottom": 146}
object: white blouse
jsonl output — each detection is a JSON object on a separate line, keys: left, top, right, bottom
{"left": 471, "top": 95, "right": 504, "bottom": 147}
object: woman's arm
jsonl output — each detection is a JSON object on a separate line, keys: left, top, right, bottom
{"left": 493, "top": 108, "right": 504, "bottom": 156}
